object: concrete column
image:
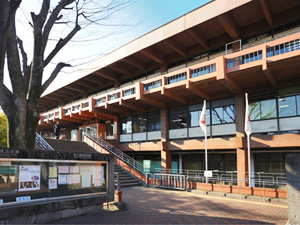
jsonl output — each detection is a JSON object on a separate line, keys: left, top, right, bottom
{"left": 235, "top": 94, "right": 248, "bottom": 185}
{"left": 285, "top": 154, "right": 300, "bottom": 225}
{"left": 179, "top": 154, "right": 183, "bottom": 174}
{"left": 160, "top": 108, "right": 171, "bottom": 171}
{"left": 115, "top": 117, "right": 120, "bottom": 144}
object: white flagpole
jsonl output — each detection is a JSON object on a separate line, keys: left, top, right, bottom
{"left": 200, "top": 100, "right": 208, "bottom": 183}
{"left": 205, "top": 126, "right": 208, "bottom": 183}
{"left": 245, "top": 93, "right": 252, "bottom": 187}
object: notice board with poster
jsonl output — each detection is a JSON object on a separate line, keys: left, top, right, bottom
{"left": 0, "top": 159, "right": 107, "bottom": 204}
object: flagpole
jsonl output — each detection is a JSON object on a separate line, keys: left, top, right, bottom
{"left": 205, "top": 130, "right": 208, "bottom": 183}
{"left": 247, "top": 134, "right": 251, "bottom": 186}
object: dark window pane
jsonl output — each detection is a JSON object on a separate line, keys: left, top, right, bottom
{"left": 148, "top": 111, "right": 161, "bottom": 131}
{"left": 278, "top": 96, "right": 296, "bottom": 117}
{"left": 121, "top": 116, "right": 132, "bottom": 134}
{"left": 170, "top": 113, "right": 188, "bottom": 129}
{"left": 133, "top": 114, "right": 147, "bottom": 133}
{"left": 297, "top": 95, "right": 300, "bottom": 115}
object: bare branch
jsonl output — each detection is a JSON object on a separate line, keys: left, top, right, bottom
{"left": 42, "top": 0, "right": 75, "bottom": 50}
{"left": 42, "top": 62, "right": 71, "bottom": 92}
{"left": 44, "top": 24, "right": 81, "bottom": 67}
{"left": 16, "top": 37, "right": 28, "bottom": 74}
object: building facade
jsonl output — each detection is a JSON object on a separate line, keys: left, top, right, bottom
{"left": 38, "top": 0, "right": 300, "bottom": 182}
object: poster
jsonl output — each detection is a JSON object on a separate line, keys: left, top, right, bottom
{"left": 67, "top": 175, "right": 80, "bottom": 184}
{"left": 93, "top": 166, "right": 103, "bottom": 187}
{"left": 49, "top": 167, "right": 57, "bottom": 178}
{"left": 18, "top": 165, "right": 40, "bottom": 192}
{"left": 70, "top": 166, "right": 79, "bottom": 174}
{"left": 58, "top": 175, "right": 67, "bottom": 185}
{"left": 0, "top": 199, "right": 3, "bottom": 204}
{"left": 81, "top": 166, "right": 93, "bottom": 175}
{"left": 49, "top": 179, "right": 57, "bottom": 189}
{"left": 58, "top": 166, "right": 69, "bottom": 174}
{"left": 82, "top": 175, "right": 91, "bottom": 188}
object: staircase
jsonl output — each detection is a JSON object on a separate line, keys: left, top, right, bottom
{"left": 45, "top": 139, "right": 98, "bottom": 153}
{"left": 115, "top": 164, "right": 143, "bottom": 189}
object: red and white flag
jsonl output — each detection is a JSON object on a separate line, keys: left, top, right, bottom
{"left": 199, "top": 100, "right": 206, "bottom": 134}
{"left": 245, "top": 93, "right": 252, "bottom": 136}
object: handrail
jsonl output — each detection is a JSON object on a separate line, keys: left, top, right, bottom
{"left": 84, "top": 132, "right": 145, "bottom": 174}
{"left": 35, "top": 132, "right": 54, "bottom": 151}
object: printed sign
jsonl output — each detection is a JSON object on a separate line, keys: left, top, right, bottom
{"left": 0, "top": 199, "right": 3, "bottom": 204}
{"left": 143, "top": 160, "right": 151, "bottom": 173}
{"left": 204, "top": 170, "right": 213, "bottom": 177}
{"left": 16, "top": 196, "right": 31, "bottom": 202}
{"left": 18, "top": 165, "right": 41, "bottom": 192}
{"left": 49, "top": 179, "right": 57, "bottom": 189}
{"left": 93, "top": 166, "right": 103, "bottom": 187}
{"left": 0, "top": 165, "right": 17, "bottom": 174}
{"left": 58, "top": 166, "right": 69, "bottom": 174}
{"left": 81, "top": 166, "right": 93, "bottom": 175}
{"left": 49, "top": 167, "right": 57, "bottom": 178}
{"left": 58, "top": 175, "right": 67, "bottom": 185}
{"left": 70, "top": 166, "right": 79, "bottom": 174}
{"left": 82, "top": 175, "right": 91, "bottom": 188}
{"left": 67, "top": 175, "right": 80, "bottom": 184}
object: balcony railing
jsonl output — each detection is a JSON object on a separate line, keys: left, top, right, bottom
{"left": 191, "top": 64, "right": 216, "bottom": 78}
{"left": 267, "top": 38, "right": 300, "bottom": 57}
{"left": 144, "top": 80, "right": 162, "bottom": 91}
{"left": 226, "top": 50, "right": 262, "bottom": 68}
{"left": 166, "top": 72, "right": 187, "bottom": 85}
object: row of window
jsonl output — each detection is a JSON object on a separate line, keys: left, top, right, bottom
{"left": 250, "top": 94, "right": 300, "bottom": 120}
{"left": 121, "top": 111, "right": 161, "bottom": 134}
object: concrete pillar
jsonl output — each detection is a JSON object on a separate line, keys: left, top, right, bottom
{"left": 160, "top": 108, "right": 171, "bottom": 171}
{"left": 179, "top": 154, "right": 183, "bottom": 174}
{"left": 285, "top": 154, "right": 300, "bottom": 225}
{"left": 235, "top": 94, "right": 248, "bottom": 185}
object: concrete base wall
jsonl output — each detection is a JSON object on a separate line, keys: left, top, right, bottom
{"left": 0, "top": 195, "right": 110, "bottom": 224}
{"left": 285, "top": 154, "right": 300, "bottom": 225}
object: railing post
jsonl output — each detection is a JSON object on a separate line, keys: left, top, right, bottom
{"left": 263, "top": 181, "right": 266, "bottom": 202}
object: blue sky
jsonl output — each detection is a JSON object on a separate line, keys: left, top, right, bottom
{"left": 5, "top": 0, "right": 211, "bottom": 87}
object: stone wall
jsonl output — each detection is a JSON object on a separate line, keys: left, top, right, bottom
{"left": 285, "top": 153, "right": 300, "bottom": 225}
{"left": 0, "top": 194, "right": 111, "bottom": 224}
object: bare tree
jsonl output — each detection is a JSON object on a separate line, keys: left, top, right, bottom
{"left": 0, "top": 0, "right": 130, "bottom": 149}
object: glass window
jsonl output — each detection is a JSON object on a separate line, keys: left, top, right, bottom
{"left": 147, "top": 111, "right": 161, "bottom": 131}
{"left": 223, "top": 105, "right": 235, "bottom": 123}
{"left": 170, "top": 113, "right": 188, "bottom": 129}
{"left": 189, "top": 111, "right": 199, "bottom": 127}
{"left": 133, "top": 114, "right": 147, "bottom": 133}
{"left": 212, "top": 107, "right": 223, "bottom": 124}
{"left": 121, "top": 116, "right": 132, "bottom": 134}
{"left": 278, "top": 96, "right": 297, "bottom": 117}
{"left": 261, "top": 99, "right": 276, "bottom": 119}
{"left": 297, "top": 95, "right": 300, "bottom": 115}
{"left": 249, "top": 102, "right": 261, "bottom": 120}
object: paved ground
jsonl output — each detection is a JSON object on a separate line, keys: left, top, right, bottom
{"left": 48, "top": 187, "right": 288, "bottom": 225}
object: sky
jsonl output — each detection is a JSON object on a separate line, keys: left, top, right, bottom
{"left": 4, "top": 0, "right": 211, "bottom": 88}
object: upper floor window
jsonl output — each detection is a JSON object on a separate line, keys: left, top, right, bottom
{"left": 211, "top": 105, "right": 235, "bottom": 124}
{"left": 189, "top": 103, "right": 210, "bottom": 127}
{"left": 169, "top": 106, "right": 188, "bottom": 129}
{"left": 121, "top": 116, "right": 132, "bottom": 134}
{"left": 148, "top": 111, "right": 161, "bottom": 132}
{"left": 249, "top": 99, "right": 276, "bottom": 121}
{"left": 133, "top": 114, "right": 147, "bottom": 133}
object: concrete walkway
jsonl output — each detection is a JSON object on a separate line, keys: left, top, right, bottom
{"left": 48, "top": 187, "right": 288, "bottom": 224}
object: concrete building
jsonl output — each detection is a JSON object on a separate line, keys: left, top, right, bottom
{"left": 38, "top": 0, "right": 300, "bottom": 185}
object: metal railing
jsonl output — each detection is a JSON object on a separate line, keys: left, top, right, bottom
{"left": 84, "top": 132, "right": 145, "bottom": 174}
{"left": 153, "top": 168, "right": 286, "bottom": 188}
{"left": 35, "top": 132, "right": 54, "bottom": 151}
{"left": 153, "top": 173, "right": 186, "bottom": 190}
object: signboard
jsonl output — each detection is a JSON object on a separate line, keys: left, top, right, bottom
{"left": 18, "top": 165, "right": 41, "bottom": 192}
{"left": 143, "top": 160, "right": 151, "bottom": 173}
{"left": 204, "top": 170, "right": 213, "bottom": 177}
{"left": 16, "top": 196, "right": 31, "bottom": 202}
{"left": 0, "top": 166, "right": 17, "bottom": 174}
{"left": 0, "top": 199, "right": 3, "bottom": 204}
{"left": 49, "top": 179, "right": 57, "bottom": 189}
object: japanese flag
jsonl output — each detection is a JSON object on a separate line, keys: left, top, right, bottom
{"left": 245, "top": 93, "right": 252, "bottom": 136}
{"left": 199, "top": 100, "right": 206, "bottom": 134}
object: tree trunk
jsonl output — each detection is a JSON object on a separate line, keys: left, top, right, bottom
{"left": 26, "top": 105, "right": 40, "bottom": 149}
{"left": 5, "top": 97, "right": 27, "bottom": 149}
